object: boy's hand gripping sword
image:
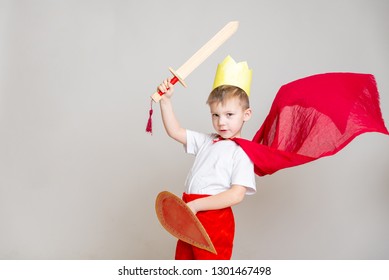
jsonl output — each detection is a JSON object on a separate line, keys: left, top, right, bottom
{"left": 146, "top": 21, "right": 239, "bottom": 133}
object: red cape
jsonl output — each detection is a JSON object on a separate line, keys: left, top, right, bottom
{"left": 233, "top": 72, "right": 389, "bottom": 176}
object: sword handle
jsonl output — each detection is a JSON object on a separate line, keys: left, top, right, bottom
{"left": 147, "top": 76, "right": 181, "bottom": 133}
{"left": 150, "top": 68, "right": 187, "bottom": 102}
{"left": 151, "top": 76, "right": 179, "bottom": 102}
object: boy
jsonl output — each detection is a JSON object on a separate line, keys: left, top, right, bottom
{"left": 158, "top": 56, "right": 256, "bottom": 260}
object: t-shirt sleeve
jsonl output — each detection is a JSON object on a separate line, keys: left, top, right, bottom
{"left": 231, "top": 148, "right": 257, "bottom": 195}
{"left": 184, "top": 130, "right": 211, "bottom": 155}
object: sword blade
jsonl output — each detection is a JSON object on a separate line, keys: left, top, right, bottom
{"left": 176, "top": 21, "right": 239, "bottom": 79}
{"left": 150, "top": 21, "right": 239, "bottom": 103}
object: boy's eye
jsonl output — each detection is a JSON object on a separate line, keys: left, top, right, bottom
{"left": 212, "top": 113, "right": 219, "bottom": 117}
{"left": 227, "top": 113, "right": 234, "bottom": 117}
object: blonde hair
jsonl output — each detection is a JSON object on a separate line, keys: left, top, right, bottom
{"left": 206, "top": 85, "right": 250, "bottom": 110}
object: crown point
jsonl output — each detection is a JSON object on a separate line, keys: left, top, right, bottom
{"left": 212, "top": 55, "right": 252, "bottom": 96}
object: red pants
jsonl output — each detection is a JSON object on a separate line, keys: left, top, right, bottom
{"left": 175, "top": 193, "right": 235, "bottom": 260}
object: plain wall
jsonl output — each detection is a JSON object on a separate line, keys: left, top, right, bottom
{"left": 1, "top": 0, "right": 388, "bottom": 259}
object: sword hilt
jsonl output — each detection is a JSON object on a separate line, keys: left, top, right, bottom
{"left": 151, "top": 68, "right": 187, "bottom": 102}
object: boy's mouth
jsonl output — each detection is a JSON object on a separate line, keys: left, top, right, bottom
{"left": 218, "top": 129, "right": 230, "bottom": 136}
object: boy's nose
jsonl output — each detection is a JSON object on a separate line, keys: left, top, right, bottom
{"left": 218, "top": 116, "right": 226, "bottom": 125}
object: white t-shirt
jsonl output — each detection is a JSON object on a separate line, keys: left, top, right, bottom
{"left": 184, "top": 130, "right": 256, "bottom": 195}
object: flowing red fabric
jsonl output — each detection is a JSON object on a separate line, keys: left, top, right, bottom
{"left": 233, "top": 72, "right": 389, "bottom": 176}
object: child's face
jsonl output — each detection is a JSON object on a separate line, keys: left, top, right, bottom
{"left": 209, "top": 97, "right": 252, "bottom": 139}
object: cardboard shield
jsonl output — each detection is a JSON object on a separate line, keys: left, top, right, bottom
{"left": 155, "top": 191, "right": 216, "bottom": 254}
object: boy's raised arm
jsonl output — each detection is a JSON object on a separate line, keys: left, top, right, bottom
{"left": 158, "top": 79, "right": 187, "bottom": 145}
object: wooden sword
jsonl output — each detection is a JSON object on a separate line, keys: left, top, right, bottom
{"left": 150, "top": 21, "right": 239, "bottom": 102}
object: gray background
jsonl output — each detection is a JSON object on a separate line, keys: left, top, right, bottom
{"left": 1, "top": 0, "right": 388, "bottom": 259}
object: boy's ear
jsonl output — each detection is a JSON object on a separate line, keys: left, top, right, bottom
{"left": 243, "top": 108, "right": 252, "bottom": 121}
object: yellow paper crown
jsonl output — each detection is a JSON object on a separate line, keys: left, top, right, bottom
{"left": 212, "top": 55, "right": 253, "bottom": 96}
